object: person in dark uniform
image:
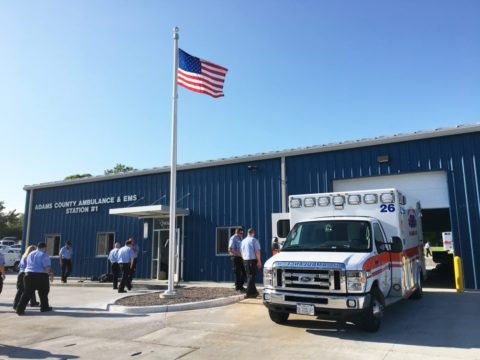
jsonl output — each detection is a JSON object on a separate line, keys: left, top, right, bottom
{"left": 0, "top": 251, "right": 5, "bottom": 295}
{"left": 228, "top": 228, "right": 246, "bottom": 292}
{"left": 16, "top": 242, "right": 54, "bottom": 315}
{"left": 108, "top": 242, "right": 121, "bottom": 290}
{"left": 128, "top": 238, "right": 139, "bottom": 289}
{"left": 59, "top": 241, "right": 73, "bottom": 283}
{"left": 13, "top": 245, "right": 40, "bottom": 310}
{"left": 241, "top": 228, "right": 262, "bottom": 298}
{"left": 117, "top": 239, "right": 134, "bottom": 293}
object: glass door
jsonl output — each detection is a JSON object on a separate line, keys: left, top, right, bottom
{"left": 152, "top": 230, "right": 160, "bottom": 279}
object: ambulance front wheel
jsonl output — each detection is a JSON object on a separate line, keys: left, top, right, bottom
{"left": 268, "top": 309, "right": 289, "bottom": 324}
{"left": 359, "top": 286, "right": 384, "bottom": 332}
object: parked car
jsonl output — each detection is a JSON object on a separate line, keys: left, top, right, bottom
{"left": 2, "top": 248, "right": 21, "bottom": 271}
{"left": 0, "top": 237, "right": 17, "bottom": 247}
{"left": 9, "top": 244, "right": 22, "bottom": 250}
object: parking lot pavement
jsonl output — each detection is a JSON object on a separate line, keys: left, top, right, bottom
{"left": 0, "top": 278, "right": 479, "bottom": 360}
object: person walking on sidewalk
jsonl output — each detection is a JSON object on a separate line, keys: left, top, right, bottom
{"left": 229, "top": 228, "right": 246, "bottom": 292}
{"left": 59, "top": 241, "right": 73, "bottom": 283}
{"left": 0, "top": 252, "right": 4, "bottom": 295}
{"left": 241, "top": 228, "right": 262, "bottom": 298}
{"left": 13, "top": 245, "right": 40, "bottom": 310}
{"left": 117, "top": 239, "right": 135, "bottom": 293}
{"left": 108, "top": 242, "right": 121, "bottom": 290}
{"left": 16, "top": 242, "right": 54, "bottom": 315}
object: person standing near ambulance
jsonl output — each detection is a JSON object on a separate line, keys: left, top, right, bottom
{"left": 0, "top": 251, "right": 5, "bottom": 295}
{"left": 117, "top": 239, "right": 135, "bottom": 293}
{"left": 16, "top": 242, "right": 54, "bottom": 315}
{"left": 108, "top": 242, "right": 121, "bottom": 290}
{"left": 59, "top": 241, "right": 73, "bottom": 283}
{"left": 241, "top": 228, "right": 262, "bottom": 298}
{"left": 229, "top": 228, "right": 246, "bottom": 292}
{"left": 13, "top": 245, "right": 39, "bottom": 310}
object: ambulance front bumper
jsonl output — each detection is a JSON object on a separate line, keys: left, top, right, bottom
{"left": 263, "top": 288, "right": 371, "bottom": 315}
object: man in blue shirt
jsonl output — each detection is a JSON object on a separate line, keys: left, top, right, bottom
{"left": 128, "top": 238, "right": 139, "bottom": 289}
{"left": 59, "top": 241, "right": 73, "bottom": 283}
{"left": 117, "top": 239, "right": 135, "bottom": 293}
{"left": 228, "top": 228, "right": 246, "bottom": 292}
{"left": 0, "top": 252, "right": 5, "bottom": 295}
{"left": 241, "top": 228, "right": 262, "bottom": 298}
{"left": 16, "top": 242, "right": 54, "bottom": 315}
{"left": 108, "top": 242, "right": 121, "bottom": 290}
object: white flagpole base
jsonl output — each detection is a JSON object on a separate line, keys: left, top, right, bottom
{"left": 160, "top": 289, "right": 177, "bottom": 298}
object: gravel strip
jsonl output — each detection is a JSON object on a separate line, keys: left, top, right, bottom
{"left": 114, "top": 287, "right": 241, "bottom": 306}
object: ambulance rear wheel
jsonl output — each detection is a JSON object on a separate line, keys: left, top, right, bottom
{"left": 360, "top": 287, "right": 384, "bottom": 332}
{"left": 411, "top": 271, "right": 423, "bottom": 300}
{"left": 269, "top": 309, "right": 289, "bottom": 324}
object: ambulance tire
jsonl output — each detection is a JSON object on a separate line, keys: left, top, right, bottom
{"left": 360, "top": 286, "right": 384, "bottom": 332}
{"left": 411, "top": 271, "right": 423, "bottom": 300}
{"left": 268, "top": 309, "right": 289, "bottom": 324}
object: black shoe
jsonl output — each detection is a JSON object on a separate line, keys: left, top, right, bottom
{"left": 127, "top": 286, "right": 132, "bottom": 291}
{"left": 16, "top": 311, "right": 25, "bottom": 316}
{"left": 118, "top": 290, "right": 127, "bottom": 293}
{"left": 30, "top": 302, "right": 40, "bottom": 307}
{"left": 40, "top": 307, "right": 53, "bottom": 312}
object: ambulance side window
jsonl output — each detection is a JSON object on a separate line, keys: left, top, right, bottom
{"left": 373, "top": 223, "right": 386, "bottom": 253}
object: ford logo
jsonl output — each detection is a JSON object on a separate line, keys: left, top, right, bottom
{"left": 300, "top": 276, "right": 312, "bottom": 282}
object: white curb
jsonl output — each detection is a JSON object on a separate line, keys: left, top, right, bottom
{"left": 107, "top": 294, "right": 246, "bottom": 314}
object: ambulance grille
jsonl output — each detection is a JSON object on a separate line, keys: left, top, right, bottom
{"left": 274, "top": 268, "right": 344, "bottom": 293}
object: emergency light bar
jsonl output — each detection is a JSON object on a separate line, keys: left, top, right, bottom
{"left": 303, "top": 197, "right": 316, "bottom": 207}
{"left": 290, "top": 198, "right": 302, "bottom": 208}
{"left": 347, "top": 195, "right": 361, "bottom": 205}
{"left": 318, "top": 196, "right": 330, "bottom": 206}
{"left": 289, "top": 191, "right": 397, "bottom": 209}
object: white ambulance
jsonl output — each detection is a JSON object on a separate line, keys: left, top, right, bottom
{"left": 263, "top": 188, "right": 426, "bottom": 331}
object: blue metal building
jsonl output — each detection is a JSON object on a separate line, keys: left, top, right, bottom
{"left": 23, "top": 124, "right": 480, "bottom": 289}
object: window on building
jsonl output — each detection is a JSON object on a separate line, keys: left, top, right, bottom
{"left": 96, "top": 232, "right": 115, "bottom": 257}
{"left": 216, "top": 226, "right": 241, "bottom": 256}
{"left": 45, "top": 235, "right": 61, "bottom": 257}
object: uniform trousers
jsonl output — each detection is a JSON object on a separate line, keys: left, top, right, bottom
{"left": 243, "top": 259, "right": 259, "bottom": 297}
{"left": 128, "top": 257, "right": 138, "bottom": 288}
{"left": 16, "top": 272, "right": 50, "bottom": 313}
{"left": 61, "top": 259, "right": 72, "bottom": 282}
{"left": 0, "top": 273, "right": 3, "bottom": 295}
{"left": 111, "top": 262, "right": 120, "bottom": 289}
{"left": 231, "top": 256, "right": 246, "bottom": 290}
{"left": 118, "top": 263, "right": 131, "bottom": 291}
{"left": 13, "top": 272, "right": 38, "bottom": 308}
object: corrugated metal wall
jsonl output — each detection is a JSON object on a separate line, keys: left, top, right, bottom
{"left": 285, "top": 133, "right": 480, "bottom": 289}
{"left": 24, "top": 132, "right": 480, "bottom": 288}
{"left": 177, "top": 159, "right": 282, "bottom": 282}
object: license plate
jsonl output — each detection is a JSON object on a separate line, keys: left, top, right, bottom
{"left": 296, "top": 303, "right": 315, "bottom": 316}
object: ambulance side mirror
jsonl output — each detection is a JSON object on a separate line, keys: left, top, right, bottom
{"left": 390, "top": 236, "right": 403, "bottom": 253}
{"left": 272, "top": 237, "right": 279, "bottom": 250}
{"left": 272, "top": 237, "right": 280, "bottom": 255}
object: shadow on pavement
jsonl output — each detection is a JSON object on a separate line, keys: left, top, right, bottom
{"left": 283, "top": 290, "right": 480, "bottom": 350}
{"left": 0, "top": 344, "right": 79, "bottom": 359}
{"left": 424, "top": 262, "right": 455, "bottom": 289}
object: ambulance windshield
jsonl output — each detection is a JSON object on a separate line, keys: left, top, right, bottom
{"left": 282, "top": 220, "right": 372, "bottom": 252}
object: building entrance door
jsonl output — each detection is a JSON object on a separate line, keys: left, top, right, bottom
{"left": 152, "top": 229, "right": 170, "bottom": 280}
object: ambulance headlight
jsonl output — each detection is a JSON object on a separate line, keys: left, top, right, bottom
{"left": 263, "top": 268, "right": 273, "bottom": 288}
{"left": 333, "top": 195, "right": 345, "bottom": 206}
{"left": 380, "top": 193, "right": 395, "bottom": 204}
{"left": 318, "top": 196, "right": 330, "bottom": 206}
{"left": 304, "top": 197, "right": 316, "bottom": 207}
{"left": 290, "top": 198, "right": 302, "bottom": 208}
{"left": 346, "top": 270, "right": 367, "bottom": 293}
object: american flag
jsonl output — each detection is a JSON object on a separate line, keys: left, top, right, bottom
{"left": 177, "top": 49, "right": 228, "bottom": 98}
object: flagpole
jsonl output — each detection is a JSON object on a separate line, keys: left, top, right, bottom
{"left": 162, "top": 26, "right": 179, "bottom": 297}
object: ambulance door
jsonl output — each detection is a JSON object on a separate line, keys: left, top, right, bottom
{"left": 271, "top": 213, "right": 290, "bottom": 255}
{"left": 372, "top": 222, "right": 392, "bottom": 297}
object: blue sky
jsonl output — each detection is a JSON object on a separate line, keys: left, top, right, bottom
{"left": 1, "top": 0, "right": 479, "bottom": 212}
